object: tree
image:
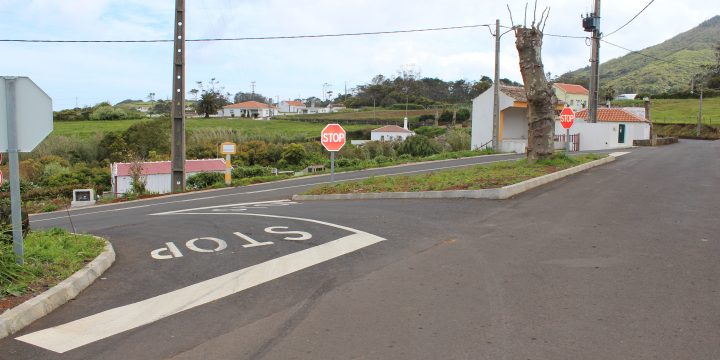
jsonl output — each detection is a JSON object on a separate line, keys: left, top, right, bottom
{"left": 233, "top": 91, "right": 267, "bottom": 103}
{"left": 602, "top": 85, "right": 617, "bottom": 101}
{"left": 194, "top": 78, "right": 229, "bottom": 117}
{"left": 513, "top": 5, "right": 555, "bottom": 163}
{"left": 706, "top": 42, "right": 720, "bottom": 89}
{"left": 189, "top": 88, "right": 199, "bottom": 101}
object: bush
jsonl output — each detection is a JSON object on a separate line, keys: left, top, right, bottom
{"left": 387, "top": 103, "right": 425, "bottom": 110}
{"left": 445, "top": 129, "right": 471, "bottom": 152}
{"left": 0, "top": 199, "right": 30, "bottom": 244}
{"left": 395, "top": 135, "right": 442, "bottom": 157}
{"left": 232, "top": 165, "right": 273, "bottom": 178}
{"left": 186, "top": 172, "right": 225, "bottom": 190}
{"left": 280, "top": 143, "right": 307, "bottom": 167}
{"left": 414, "top": 126, "right": 446, "bottom": 137}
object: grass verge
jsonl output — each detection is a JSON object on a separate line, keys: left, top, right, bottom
{"left": 0, "top": 229, "right": 105, "bottom": 308}
{"left": 303, "top": 153, "right": 605, "bottom": 195}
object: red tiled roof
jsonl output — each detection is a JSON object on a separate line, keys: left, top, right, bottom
{"left": 114, "top": 159, "right": 226, "bottom": 177}
{"left": 499, "top": 86, "right": 527, "bottom": 102}
{"left": 372, "top": 125, "right": 414, "bottom": 133}
{"left": 285, "top": 100, "right": 305, "bottom": 107}
{"left": 554, "top": 83, "right": 589, "bottom": 95}
{"left": 575, "top": 108, "right": 648, "bottom": 123}
{"left": 224, "top": 101, "right": 277, "bottom": 109}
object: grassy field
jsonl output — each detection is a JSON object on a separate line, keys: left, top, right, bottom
{"left": 614, "top": 98, "right": 720, "bottom": 124}
{"left": 275, "top": 109, "right": 437, "bottom": 122}
{"left": 304, "top": 154, "right": 604, "bottom": 195}
{"left": 51, "top": 118, "right": 374, "bottom": 139}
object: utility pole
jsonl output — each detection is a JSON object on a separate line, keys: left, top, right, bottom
{"left": 492, "top": 19, "right": 501, "bottom": 151}
{"left": 697, "top": 81, "right": 704, "bottom": 137}
{"left": 251, "top": 81, "right": 256, "bottom": 100}
{"left": 583, "top": 0, "right": 601, "bottom": 123}
{"left": 170, "top": 0, "right": 186, "bottom": 193}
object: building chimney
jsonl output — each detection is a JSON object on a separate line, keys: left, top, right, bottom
{"left": 403, "top": 117, "right": 408, "bottom": 130}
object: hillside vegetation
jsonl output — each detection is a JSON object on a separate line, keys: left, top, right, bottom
{"left": 558, "top": 16, "right": 720, "bottom": 94}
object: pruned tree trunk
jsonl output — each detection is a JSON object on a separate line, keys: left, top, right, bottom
{"left": 515, "top": 26, "right": 556, "bottom": 163}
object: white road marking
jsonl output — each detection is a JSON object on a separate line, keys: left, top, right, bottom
{"left": 150, "top": 242, "right": 184, "bottom": 260}
{"left": 185, "top": 237, "right": 227, "bottom": 253}
{"left": 234, "top": 231, "right": 274, "bottom": 248}
{"left": 609, "top": 151, "right": 630, "bottom": 157}
{"left": 16, "top": 213, "right": 385, "bottom": 353}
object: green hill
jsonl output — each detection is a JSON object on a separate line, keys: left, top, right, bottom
{"left": 557, "top": 15, "right": 720, "bottom": 94}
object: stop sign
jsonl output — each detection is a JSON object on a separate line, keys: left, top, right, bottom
{"left": 559, "top": 107, "right": 575, "bottom": 129}
{"left": 321, "top": 123, "right": 346, "bottom": 151}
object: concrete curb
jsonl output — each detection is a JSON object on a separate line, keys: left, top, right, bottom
{"left": 293, "top": 155, "right": 617, "bottom": 201}
{"left": 0, "top": 238, "right": 115, "bottom": 339}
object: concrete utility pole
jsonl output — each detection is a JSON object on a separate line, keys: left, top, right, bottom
{"left": 697, "top": 82, "right": 703, "bottom": 137}
{"left": 492, "top": 19, "right": 501, "bottom": 151}
{"left": 170, "top": 0, "right": 186, "bottom": 193}
{"left": 584, "top": 0, "right": 601, "bottom": 123}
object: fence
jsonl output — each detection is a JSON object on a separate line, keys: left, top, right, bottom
{"left": 553, "top": 134, "right": 580, "bottom": 151}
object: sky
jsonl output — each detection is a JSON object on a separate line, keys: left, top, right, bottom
{"left": 1, "top": 0, "right": 718, "bottom": 110}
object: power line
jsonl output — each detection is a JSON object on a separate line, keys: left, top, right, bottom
{"left": 603, "top": 0, "right": 655, "bottom": 38}
{"left": 0, "top": 24, "right": 492, "bottom": 43}
{"left": 600, "top": 38, "right": 711, "bottom": 68}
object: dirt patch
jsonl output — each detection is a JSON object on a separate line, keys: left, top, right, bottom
{"left": 0, "top": 280, "right": 51, "bottom": 315}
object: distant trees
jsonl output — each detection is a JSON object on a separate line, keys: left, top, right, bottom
{"left": 706, "top": 42, "right": 720, "bottom": 89}
{"left": 194, "top": 78, "right": 229, "bottom": 118}
{"left": 343, "top": 70, "right": 510, "bottom": 108}
{"left": 233, "top": 91, "right": 268, "bottom": 104}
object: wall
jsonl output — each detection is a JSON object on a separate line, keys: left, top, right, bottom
{"left": 502, "top": 107, "right": 528, "bottom": 139}
{"left": 471, "top": 85, "right": 515, "bottom": 150}
{"left": 115, "top": 171, "right": 224, "bottom": 195}
{"left": 370, "top": 132, "right": 413, "bottom": 141}
{"left": 554, "top": 120, "right": 650, "bottom": 151}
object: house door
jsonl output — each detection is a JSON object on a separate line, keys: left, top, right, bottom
{"left": 618, "top": 124, "right": 626, "bottom": 143}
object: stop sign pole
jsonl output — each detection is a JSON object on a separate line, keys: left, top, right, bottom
{"left": 559, "top": 107, "right": 575, "bottom": 151}
{"left": 321, "top": 124, "right": 346, "bottom": 182}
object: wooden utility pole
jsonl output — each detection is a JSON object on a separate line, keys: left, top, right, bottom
{"left": 584, "top": 0, "right": 601, "bottom": 123}
{"left": 492, "top": 19, "right": 501, "bottom": 151}
{"left": 170, "top": 0, "right": 186, "bottom": 192}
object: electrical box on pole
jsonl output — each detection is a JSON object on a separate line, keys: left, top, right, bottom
{"left": 171, "top": 0, "right": 186, "bottom": 193}
{"left": 582, "top": 0, "right": 601, "bottom": 123}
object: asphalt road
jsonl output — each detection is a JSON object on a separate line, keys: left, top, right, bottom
{"left": 1, "top": 141, "right": 718, "bottom": 359}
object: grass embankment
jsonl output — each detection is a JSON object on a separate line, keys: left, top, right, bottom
{"left": 51, "top": 118, "right": 373, "bottom": 139}
{"left": 304, "top": 153, "right": 605, "bottom": 195}
{"left": 614, "top": 98, "right": 720, "bottom": 124}
{"left": 0, "top": 229, "right": 105, "bottom": 308}
{"left": 274, "top": 109, "right": 436, "bottom": 122}
{"left": 654, "top": 123, "right": 720, "bottom": 139}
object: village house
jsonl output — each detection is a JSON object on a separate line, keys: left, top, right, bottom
{"left": 552, "top": 83, "right": 589, "bottom": 111}
{"left": 564, "top": 108, "right": 650, "bottom": 151}
{"left": 220, "top": 101, "right": 277, "bottom": 119}
{"left": 278, "top": 100, "right": 306, "bottom": 114}
{"left": 111, "top": 159, "right": 227, "bottom": 195}
{"left": 371, "top": 125, "right": 415, "bottom": 141}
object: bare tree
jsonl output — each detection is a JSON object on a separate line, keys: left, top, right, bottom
{"left": 513, "top": 3, "right": 555, "bottom": 162}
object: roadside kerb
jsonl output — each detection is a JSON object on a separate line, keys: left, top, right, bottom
{"left": 292, "top": 154, "right": 619, "bottom": 201}
{"left": 0, "top": 238, "right": 115, "bottom": 339}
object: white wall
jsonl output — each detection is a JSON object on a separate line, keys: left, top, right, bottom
{"left": 471, "top": 85, "right": 515, "bottom": 150}
{"left": 371, "top": 132, "right": 413, "bottom": 141}
{"left": 115, "top": 171, "right": 224, "bottom": 195}
{"left": 554, "top": 120, "right": 649, "bottom": 151}
{"left": 502, "top": 107, "right": 528, "bottom": 139}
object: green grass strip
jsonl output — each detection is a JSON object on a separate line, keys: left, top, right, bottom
{"left": 303, "top": 153, "right": 605, "bottom": 195}
{"left": 0, "top": 229, "right": 105, "bottom": 299}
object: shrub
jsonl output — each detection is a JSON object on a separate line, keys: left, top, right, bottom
{"left": 395, "top": 135, "right": 442, "bottom": 157}
{"left": 232, "top": 166, "right": 273, "bottom": 178}
{"left": 414, "top": 126, "right": 446, "bottom": 137}
{"left": 186, "top": 172, "right": 225, "bottom": 190}
{"left": 445, "top": 129, "right": 471, "bottom": 152}
{"left": 387, "top": 103, "right": 425, "bottom": 110}
{"left": 280, "top": 144, "right": 307, "bottom": 167}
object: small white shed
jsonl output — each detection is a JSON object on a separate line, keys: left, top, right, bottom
{"left": 111, "top": 159, "right": 227, "bottom": 195}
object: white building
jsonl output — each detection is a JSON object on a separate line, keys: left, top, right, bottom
{"left": 278, "top": 100, "right": 306, "bottom": 114}
{"left": 371, "top": 125, "right": 415, "bottom": 141}
{"left": 220, "top": 101, "right": 277, "bottom": 119}
{"left": 552, "top": 83, "right": 589, "bottom": 112}
{"left": 471, "top": 85, "right": 650, "bottom": 153}
{"left": 111, "top": 159, "right": 227, "bottom": 195}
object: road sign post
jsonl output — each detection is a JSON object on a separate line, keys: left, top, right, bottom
{"left": 220, "top": 142, "right": 236, "bottom": 186}
{"left": 320, "top": 124, "right": 346, "bottom": 182}
{"left": 1, "top": 76, "right": 53, "bottom": 264}
{"left": 559, "top": 107, "right": 575, "bottom": 151}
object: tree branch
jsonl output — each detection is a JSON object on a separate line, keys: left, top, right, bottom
{"left": 507, "top": 4, "right": 515, "bottom": 27}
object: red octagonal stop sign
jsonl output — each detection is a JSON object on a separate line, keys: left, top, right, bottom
{"left": 321, "top": 123, "right": 346, "bottom": 151}
{"left": 559, "top": 107, "right": 575, "bottom": 129}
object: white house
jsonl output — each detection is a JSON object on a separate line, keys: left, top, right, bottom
{"left": 471, "top": 85, "right": 565, "bottom": 154}
{"left": 279, "top": 100, "right": 306, "bottom": 114}
{"left": 552, "top": 83, "right": 589, "bottom": 112}
{"left": 563, "top": 108, "right": 650, "bottom": 151}
{"left": 327, "top": 103, "right": 346, "bottom": 112}
{"left": 220, "top": 101, "right": 277, "bottom": 119}
{"left": 616, "top": 94, "right": 638, "bottom": 100}
{"left": 371, "top": 125, "right": 415, "bottom": 141}
{"left": 111, "top": 159, "right": 227, "bottom": 195}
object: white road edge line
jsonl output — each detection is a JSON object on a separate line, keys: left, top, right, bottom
{"left": 16, "top": 213, "right": 385, "bottom": 353}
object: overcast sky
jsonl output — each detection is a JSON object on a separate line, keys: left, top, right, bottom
{"left": 1, "top": 0, "right": 718, "bottom": 110}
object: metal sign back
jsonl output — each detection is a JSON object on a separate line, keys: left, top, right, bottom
{"left": 0, "top": 76, "right": 53, "bottom": 152}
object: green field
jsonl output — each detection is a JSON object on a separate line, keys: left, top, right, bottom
{"left": 614, "top": 98, "right": 720, "bottom": 124}
{"left": 51, "top": 118, "right": 374, "bottom": 139}
{"left": 275, "top": 109, "right": 437, "bottom": 122}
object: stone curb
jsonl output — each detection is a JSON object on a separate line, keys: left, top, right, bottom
{"left": 0, "top": 238, "right": 115, "bottom": 339}
{"left": 292, "top": 155, "right": 617, "bottom": 201}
